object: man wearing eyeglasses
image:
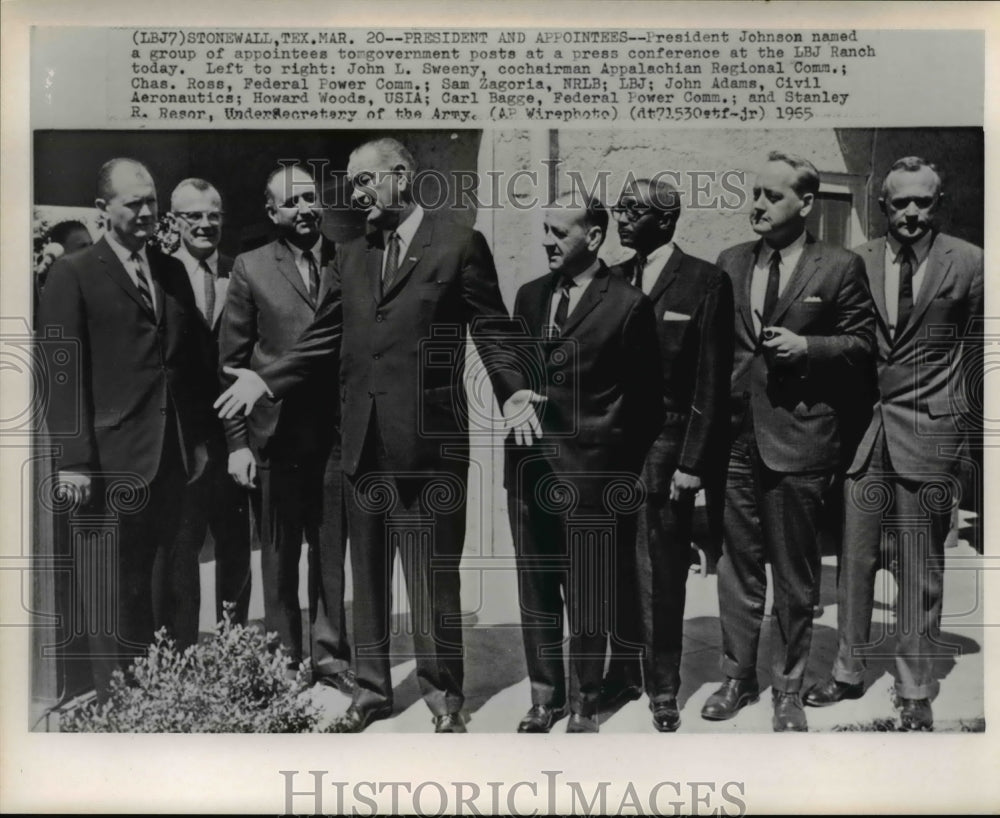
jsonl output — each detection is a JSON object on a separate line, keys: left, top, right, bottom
{"left": 805, "top": 157, "right": 982, "bottom": 731}
{"left": 604, "top": 178, "right": 735, "bottom": 732}
{"left": 218, "top": 164, "right": 354, "bottom": 696}
{"left": 166, "top": 179, "right": 252, "bottom": 641}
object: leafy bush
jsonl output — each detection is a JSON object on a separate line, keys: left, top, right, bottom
{"left": 61, "top": 614, "right": 322, "bottom": 733}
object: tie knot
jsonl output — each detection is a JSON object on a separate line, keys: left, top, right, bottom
{"left": 770, "top": 250, "right": 781, "bottom": 267}
{"left": 560, "top": 277, "right": 577, "bottom": 293}
{"left": 898, "top": 245, "right": 915, "bottom": 263}
{"left": 130, "top": 251, "right": 142, "bottom": 263}
{"left": 302, "top": 249, "right": 315, "bottom": 263}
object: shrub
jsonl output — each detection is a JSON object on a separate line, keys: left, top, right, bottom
{"left": 61, "top": 614, "right": 322, "bottom": 733}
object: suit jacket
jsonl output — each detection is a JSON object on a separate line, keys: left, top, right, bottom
{"left": 849, "top": 232, "right": 983, "bottom": 477}
{"left": 504, "top": 263, "right": 664, "bottom": 508}
{"left": 38, "top": 235, "right": 215, "bottom": 484}
{"left": 219, "top": 237, "right": 339, "bottom": 462}
{"left": 611, "top": 245, "right": 735, "bottom": 487}
{"left": 717, "top": 234, "right": 875, "bottom": 474}
{"left": 261, "top": 212, "right": 524, "bottom": 477}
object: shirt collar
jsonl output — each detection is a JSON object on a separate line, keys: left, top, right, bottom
{"left": 642, "top": 241, "right": 674, "bottom": 270}
{"left": 887, "top": 230, "right": 934, "bottom": 267}
{"left": 558, "top": 258, "right": 601, "bottom": 289}
{"left": 286, "top": 235, "right": 323, "bottom": 264}
{"left": 105, "top": 231, "right": 148, "bottom": 265}
{"left": 760, "top": 230, "right": 807, "bottom": 265}
{"left": 174, "top": 244, "right": 219, "bottom": 274}
{"left": 387, "top": 204, "right": 424, "bottom": 248}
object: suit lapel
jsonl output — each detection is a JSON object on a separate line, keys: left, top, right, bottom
{"left": 213, "top": 254, "right": 234, "bottom": 331}
{"left": 646, "top": 245, "right": 683, "bottom": 305}
{"left": 274, "top": 240, "right": 314, "bottom": 308}
{"left": 316, "top": 237, "right": 336, "bottom": 305}
{"left": 734, "top": 242, "right": 758, "bottom": 340}
{"left": 902, "top": 233, "right": 952, "bottom": 339}
{"left": 863, "top": 238, "right": 890, "bottom": 336}
{"left": 560, "top": 265, "right": 609, "bottom": 337}
{"left": 96, "top": 237, "right": 156, "bottom": 320}
{"left": 769, "top": 236, "right": 822, "bottom": 326}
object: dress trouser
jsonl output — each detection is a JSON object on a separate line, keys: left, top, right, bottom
{"left": 253, "top": 439, "right": 350, "bottom": 675}
{"left": 74, "top": 414, "right": 187, "bottom": 700}
{"left": 833, "top": 431, "right": 951, "bottom": 699}
{"left": 346, "top": 407, "right": 466, "bottom": 717}
{"left": 717, "top": 414, "right": 830, "bottom": 693}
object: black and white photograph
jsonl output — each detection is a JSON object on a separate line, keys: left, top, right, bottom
{"left": 3, "top": 2, "right": 997, "bottom": 814}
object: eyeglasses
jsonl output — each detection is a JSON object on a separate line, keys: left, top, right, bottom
{"left": 174, "top": 211, "right": 224, "bottom": 225}
{"left": 610, "top": 203, "right": 653, "bottom": 222}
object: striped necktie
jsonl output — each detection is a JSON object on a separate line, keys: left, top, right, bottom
{"left": 130, "top": 251, "right": 154, "bottom": 314}
{"left": 200, "top": 259, "right": 216, "bottom": 324}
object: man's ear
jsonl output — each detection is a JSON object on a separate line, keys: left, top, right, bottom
{"left": 94, "top": 198, "right": 108, "bottom": 215}
{"left": 877, "top": 197, "right": 888, "bottom": 217}
{"left": 799, "top": 192, "right": 815, "bottom": 219}
{"left": 265, "top": 201, "right": 278, "bottom": 225}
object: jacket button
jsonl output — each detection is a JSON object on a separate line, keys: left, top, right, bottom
{"left": 159, "top": 407, "right": 167, "bottom": 415}
{"left": 373, "top": 353, "right": 381, "bottom": 360}
{"left": 367, "top": 391, "right": 374, "bottom": 398}
{"left": 376, "top": 313, "right": 384, "bottom": 322}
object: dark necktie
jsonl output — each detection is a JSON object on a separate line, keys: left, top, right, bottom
{"left": 632, "top": 253, "right": 647, "bottom": 291}
{"left": 762, "top": 250, "right": 781, "bottom": 325}
{"left": 200, "top": 259, "right": 216, "bottom": 324}
{"left": 553, "top": 278, "right": 575, "bottom": 335}
{"left": 896, "top": 245, "right": 915, "bottom": 338}
{"left": 130, "top": 251, "right": 154, "bottom": 314}
{"left": 381, "top": 231, "right": 400, "bottom": 296}
{"left": 302, "top": 249, "right": 319, "bottom": 304}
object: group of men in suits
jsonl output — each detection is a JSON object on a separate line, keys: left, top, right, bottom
{"left": 41, "top": 143, "right": 980, "bottom": 734}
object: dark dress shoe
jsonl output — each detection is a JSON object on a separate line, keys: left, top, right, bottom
{"left": 772, "top": 691, "right": 808, "bottom": 732}
{"left": 598, "top": 676, "right": 643, "bottom": 709}
{"left": 516, "top": 704, "right": 569, "bottom": 733}
{"left": 330, "top": 705, "right": 392, "bottom": 733}
{"left": 804, "top": 678, "right": 863, "bottom": 708}
{"left": 314, "top": 669, "right": 357, "bottom": 697}
{"left": 566, "top": 712, "right": 599, "bottom": 733}
{"left": 651, "top": 699, "right": 681, "bottom": 733}
{"left": 433, "top": 713, "right": 467, "bottom": 733}
{"left": 700, "top": 678, "right": 760, "bottom": 721}
{"left": 899, "top": 698, "right": 933, "bottom": 731}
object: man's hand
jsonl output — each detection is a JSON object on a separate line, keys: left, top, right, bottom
{"left": 762, "top": 326, "right": 808, "bottom": 366}
{"left": 215, "top": 366, "right": 269, "bottom": 419}
{"left": 228, "top": 447, "right": 257, "bottom": 489}
{"left": 56, "top": 470, "right": 92, "bottom": 507}
{"left": 502, "top": 389, "right": 547, "bottom": 446}
{"left": 669, "top": 469, "right": 702, "bottom": 502}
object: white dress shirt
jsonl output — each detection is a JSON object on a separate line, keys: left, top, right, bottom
{"left": 383, "top": 204, "right": 424, "bottom": 276}
{"left": 288, "top": 235, "right": 324, "bottom": 294}
{"left": 750, "top": 231, "right": 807, "bottom": 334}
{"left": 174, "top": 245, "right": 227, "bottom": 326}
{"left": 884, "top": 231, "right": 933, "bottom": 331}
{"left": 105, "top": 232, "right": 156, "bottom": 313}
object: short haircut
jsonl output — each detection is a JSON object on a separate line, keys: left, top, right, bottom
{"left": 631, "top": 177, "right": 682, "bottom": 220}
{"left": 766, "top": 150, "right": 820, "bottom": 198}
{"left": 170, "top": 177, "right": 220, "bottom": 210}
{"left": 880, "top": 156, "right": 943, "bottom": 198}
{"left": 264, "top": 164, "right": 314, "bottom": 204}
{"left": 575, "top": 194, "right": 609, "bottom": 237}
{"left": 96, "top": 158, "right": 152, "bottom": 201}
{"left": 351, "top": 137, "right": 417, "bottom": 173}
{"left": 46, "top": 220, "right": 89, "bottom": 246}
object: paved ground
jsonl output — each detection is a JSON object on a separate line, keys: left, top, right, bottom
{"left": 197, "top": 513, "right": 984, "bottom": 734}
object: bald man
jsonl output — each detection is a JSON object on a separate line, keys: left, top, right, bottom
{"left": 505, "top": 194, "right": 663, "bottom": 733}
{"left": 38, "top": 158, "right": 216, "bottom": 697}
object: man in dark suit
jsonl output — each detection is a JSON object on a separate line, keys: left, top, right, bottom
{"left": 805, "top": 157, "right": 983, "bottom": 730}
{"left": 167, "top": 178, "right": 251, "bottom": 639}
{"left": 505, "top": 194, "right": 663, "bottom": 733}
{"left": 216, "top": 138, "right": 530, "bottom": 732}
{"left": 702, "top": 152, "right": 875, "bottom": 731}
{"left": 218, "top": 164, "right": 353, "bottom": 694}
{"left": 604, "top": 178, "right": 735, "bottom": 732}
{"left": 38, "top": 158, "right": 216, "bottom": 697}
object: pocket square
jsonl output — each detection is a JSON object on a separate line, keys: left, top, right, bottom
{"left": 803, "top": 296, "right": 823, "bottom": 303}
{"left": 662, "top": 310, "right": 690, "bottom": 321}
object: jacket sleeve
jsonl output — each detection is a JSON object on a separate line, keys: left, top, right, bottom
{"left": 217, "top": 254, "right": 255, "bottom": 452}
{"left": 37, "top": 256, "right": 95, "bottom": 473}
{"left": 462, "top": 229, "right": 528, "bottom": 406}
{"left": 679, "top": 271, "right": 735, "bottom": 476}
